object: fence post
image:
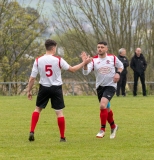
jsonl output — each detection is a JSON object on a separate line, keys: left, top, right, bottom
{"left": 9, "top": 82, "right": 11, "bottom": 96}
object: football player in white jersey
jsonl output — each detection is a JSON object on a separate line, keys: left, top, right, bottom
{"left": 81, "top": 41, "right": 123, "bottom": 139}
{"left": 27, "top": 39, "right": 92, "bottom": 142}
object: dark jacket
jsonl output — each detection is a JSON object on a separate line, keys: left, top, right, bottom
{"left": 117, "top": 55, "right": 129, "bottom": 75}
{"left": 130, "top": 53, "right": 147, "bottom": 74}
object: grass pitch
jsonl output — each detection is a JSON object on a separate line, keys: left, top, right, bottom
{"left": 0, "top": 95, "right": 154, "bottom": 160}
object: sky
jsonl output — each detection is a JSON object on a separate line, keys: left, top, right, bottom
{"left": 16, "top": 0, "right": 52, "bottom": 15}
{"left": 16, "top": 0, "right": 55, "bottom": 34}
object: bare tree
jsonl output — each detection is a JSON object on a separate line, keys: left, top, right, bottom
{"left": 49, "top": 0, "right": 154, "bottom": 94}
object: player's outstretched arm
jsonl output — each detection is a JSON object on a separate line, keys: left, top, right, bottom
{"left": 68, "top": 55, "right": 92, "bottom": 73}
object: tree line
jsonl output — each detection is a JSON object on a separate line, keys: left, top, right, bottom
{"left": 0, "top": 0, "right": 154, "bottom": 95}
{"left": 51, "top": 0, "right": 154, "bottom": 94}
{"left": 0, "top": 0, "right": 48, "bottom": 94}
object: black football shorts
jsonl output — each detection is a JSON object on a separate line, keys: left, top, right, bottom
{"left": 96, "top": 86, "right": 116, "bottom": 102}
{"left": 36, "top": 84, "right": 65, "bottom": 110}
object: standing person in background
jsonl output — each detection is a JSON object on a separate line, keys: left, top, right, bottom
{"left": 81, "top": 41, "right": 123, "bottom": 139}
{"left": 27, "top": 39, "right": 92, "bottom": 142}
{"left": 116, "top": 48, "right": 129, "bottom": 97}
{"left": 130, "top": 48, "right": 147, "bottom": 96}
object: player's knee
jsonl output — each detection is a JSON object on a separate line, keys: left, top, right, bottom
{"left": 55, "top": 109, "right": 64, "bottom": 117}
{"left": 100, "top": 104, "right": 106, "bottom": 109}
{"left": 34, "top": 106, "right": 42, "bottom": 113}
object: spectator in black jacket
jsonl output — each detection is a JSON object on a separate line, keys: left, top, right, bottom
{"left": 116, "top": 48, "right": 129, "bottom": 96}
{"left": 130, "top": 48, "right": 147, "bottom": 96}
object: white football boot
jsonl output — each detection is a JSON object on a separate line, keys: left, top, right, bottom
{"left": 96, "top": 130, "right": 105, "bottom": 138}
{"left": 110, "top": 124, "right": 118, "bottom": 139}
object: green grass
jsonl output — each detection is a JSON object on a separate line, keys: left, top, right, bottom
{"left": 0, "top": 95, "right": 154, "bottom": 160}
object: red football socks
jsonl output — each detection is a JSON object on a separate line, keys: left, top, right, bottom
{"left": 100, "top": 108, "right": 108, "bottom": 131}
{"left": 57, "top": 117, "right": 65, "bottom": 138}
{"left": 30, "top": 111, "right": 40, "bottom": 133}
{"left": 107, "top": 110, "right": 116, "bottom": 129}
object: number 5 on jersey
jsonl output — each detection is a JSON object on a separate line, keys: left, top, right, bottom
{"left": 45, "top": 65, "right": 53, "bottom": 77}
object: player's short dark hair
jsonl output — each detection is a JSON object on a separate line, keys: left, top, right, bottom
{"left": 97, "top": 41, "right": 107, "bottom": 46}
{"left": 45, "top": 39, "right": 57, "bottom": 50}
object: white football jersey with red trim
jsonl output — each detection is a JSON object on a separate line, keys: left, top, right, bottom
{"left": 83, "top": 53, "right": 124, "bottom": 89}
{"left": 30, "top": 54, "right": 69, "bottom": 87}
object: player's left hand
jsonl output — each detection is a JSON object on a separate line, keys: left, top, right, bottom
{"left": 113, "top": 73, "right": 120, "bottom": 83}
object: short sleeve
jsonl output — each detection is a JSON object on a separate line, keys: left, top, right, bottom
{"left": 60, "top": 58, "right": 70, "bottom": 70}
{"left": 30, "top": 60, "right": 38, "bottom": 77}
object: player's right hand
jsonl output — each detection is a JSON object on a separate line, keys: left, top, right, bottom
{"left": 27, "top": 92, "right": 32, "bottom": 100}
